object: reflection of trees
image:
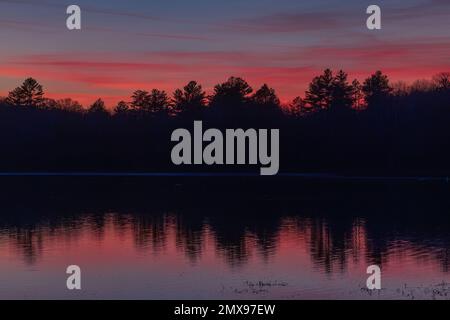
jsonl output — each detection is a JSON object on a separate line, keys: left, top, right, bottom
{"left": 276, "top": 215, "right": 364, "bottom": 275}
{"left": 207, "top": 203, "right": 281, "bottom": 268}
{"left": 1, "top": 188, "right": 450, "bottom": 274}
{"left": 7, "top": 228, "right": 44, "bottom": 265}
{"left": 0, "top": 215, "right": 88, "bottom": 265}
{"left": 306, "top": 218, "right": 367, "bottom": 274}
{"left": 173, "top": 213, "right": 205, "bottom": 263}
{"left": 131, "top": 213, "right": 168, "bottom": 253}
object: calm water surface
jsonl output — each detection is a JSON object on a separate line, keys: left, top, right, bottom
{"left": 0, "top": 178, "right": 449, "bottom": 299}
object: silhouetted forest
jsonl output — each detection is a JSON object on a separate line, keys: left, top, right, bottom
{"left": 1, "top": 70, "right": 450, "bottom": 175}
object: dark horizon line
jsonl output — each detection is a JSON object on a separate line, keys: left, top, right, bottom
{"left": 0, "top": 171, "right": 447, "bottom": 181}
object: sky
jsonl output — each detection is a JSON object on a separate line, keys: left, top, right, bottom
{"left": 0, "top": 0, "right": 449, "bottom": 107}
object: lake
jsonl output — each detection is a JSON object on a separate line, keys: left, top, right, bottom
{"left": 0, "top": 176, "right": 449, "bottom": 299}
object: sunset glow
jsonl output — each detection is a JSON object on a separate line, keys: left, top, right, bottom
{"left": 1, "top": 0, "right": 449, "bottom": 107}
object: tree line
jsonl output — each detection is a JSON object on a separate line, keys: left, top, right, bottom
{"left": 0, "top": 70, "right": 450, "bottom": 175}
{"left": 4, "top": 69, "right": 449, "bottom": 115}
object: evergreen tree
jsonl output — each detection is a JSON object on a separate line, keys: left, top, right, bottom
{"left": 251, "top": 84, "right": 280, "bottom": 107}
{"left": 362, "top": 71, "right": 392, "bottom": 106}
{"left": 210, "top": 76, "right": 253, "bottom": 108}
{"left": 6, "top": 78, "right": 44, "bottom": 107}
{"left": 130, "top": 90, "right": 150, "bottom": 112}
{"left": 147, "top": 89, "right": 169, "bottom": 115}
{"left": 114, "top": 101, "right": 129, "bottom": 115}
{"left": 305, "top": 69, "right": 334, "bottom": 111}
{"left": 331, "top": 70, "right": 353, "bottom": 110}
{"left": 88, "top": 98, "right": 109, "bottom": 115}
{"left": 172, "top": 81, "right": 206, "bottom": 116}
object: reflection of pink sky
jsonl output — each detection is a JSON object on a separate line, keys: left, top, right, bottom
{"left": 0, "top": 214, "right": 448, "bottom": 299}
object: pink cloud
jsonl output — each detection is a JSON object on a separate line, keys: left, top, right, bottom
{"left": 2, "top": 36, "right": 449, "bottom": 107}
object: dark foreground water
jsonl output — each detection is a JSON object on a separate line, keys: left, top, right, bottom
{"left": 0, "top": 177, "right": 449, "bottom": 299}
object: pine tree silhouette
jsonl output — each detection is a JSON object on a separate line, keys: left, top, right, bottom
{"left": 6, "top": 78, "right": 44, "bottom": 107}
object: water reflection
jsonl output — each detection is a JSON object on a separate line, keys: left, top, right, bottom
{"left": 0, "top": 178, "right": 449, "bottom": 299}
{"left": 2, "top": 210, "right": 450, "bottom": 274}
